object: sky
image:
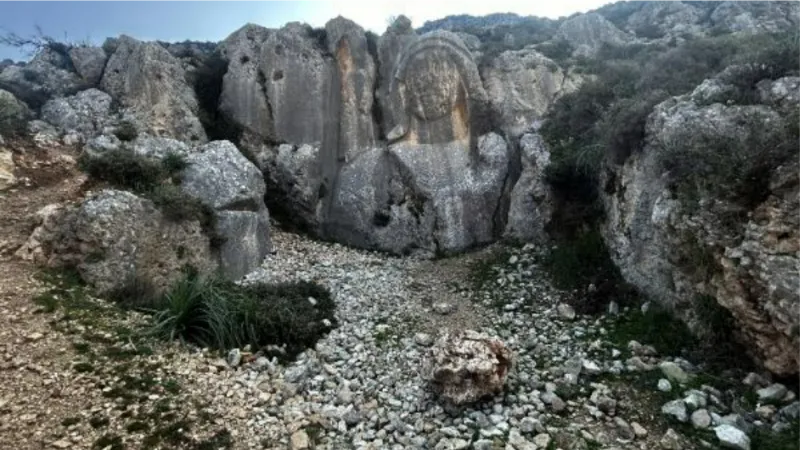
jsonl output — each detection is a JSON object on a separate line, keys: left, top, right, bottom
{"left": 0, "top": 1, "right": 609, "bottom": 61}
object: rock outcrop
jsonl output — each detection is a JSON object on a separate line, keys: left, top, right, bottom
{"left": 181, "top": 140, "right": 272, "bottom": 280}
{"left": 555, "top": 12, "right": 632, "bottom": 57}
{"left": 100, "top": 35, "right": 206, "bottom": 143}
{"left": 504, "top": 132, "right": 552, "bottom": 242}
{"left": 40, "top": 88, "right": 113, "bottom": 142}
{"left": 0, "top": 88, "right": 30, "bottom": 132}
{"left": 218, "top": 23, "right": 273, "bottom": 140}
{"left": 425, "top": 330, "right": 512, "bottom": 405}
{"left": 21, "top": 190, "right": 217, "bottom": 296}
{"left": 601, "top": 74, "right": 799, "bottom": 375}
{"left": 481, "top": 48, "right": 581, "bottom": 137}
{"left": 68, "top": 46, "right": 108, "bottom": 86}
{"left": 0, "top": 47, "right": 84, "bottom": 109}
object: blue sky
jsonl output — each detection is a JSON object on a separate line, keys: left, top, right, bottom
{"left": 0, "top": 1, "right": 608, "bottom": 61}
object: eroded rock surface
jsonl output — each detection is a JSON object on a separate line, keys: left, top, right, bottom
{"left": 100, "top": 35, "right": 206, "bottom": 143}
{"left": 426, "top": 330, "right": 512, "bottom": 405}
{"left": 601, "top": 74, "right": 799, "bottom": 375}
{"left": 24, "top": 189, "right": 216, "bottom": 296}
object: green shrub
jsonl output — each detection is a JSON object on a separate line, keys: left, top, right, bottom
{"left": 78, "top": 149, "right": 220, "bottom": 236}
{"left": 113, "top": 120, "right": 138, "bottom": 142}
{"left": 541, "top": 31, "right": 799, "bottom": 217}
{"left": 147, "top": 272, "right": 336, "bottom": 358}
{"left": 656, "top": 109, "right": 798, "bottom": 209}
{"left": 544, "top": 229, "right": 639, "bottom": 314}
{"left": 78, "top": 149, "right": 165, "bottom": 191}
{"left": 148, "top": 184, "right": 217, "bottom": 232}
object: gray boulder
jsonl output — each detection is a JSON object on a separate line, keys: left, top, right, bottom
{"left": 555, "top": 12, "right": 632, "bottom": 57}
{"left": 325, "top": 16, "right": 377, "bottom": 161}
{"left": 481, "top": 48, "right": 581, "bottom": 137}
{"left": 100, "top": 35, "right": 206, "bottom": 143}
{"left": 256, "top": 142, "right": 322, "bottom": 230}
{"left": 0, "top": 88, "right": 31, "bottom": 132}
{"left": 218, "top": 24, "right": 274, "bottom": 140}
{"left": 181, "top": 140, "right": 271, "bottom": 279}
{"left": 260, "top": 23, "right": 331, "bottom": 145}
{"left": 0, "top": 47, "right": 84, "bottom": 109}
{"left": 505, "top": 132, "right": 553, "bottom": 242}
{"left": 325, "top": 132, "right": 509, "bottom": 256}
{"left": 68, "top": 46, "right": 108, "bottom": 86}
{"left": 40, "top": 88, "right": 113, "bottom": 141}
{"left": 601, "top": 73, "right": 800, "bottom": 376}
{"left": 376, "top": 15, "right": 416, "bottom": 135}
{"left": 27, "top": 189, "right": 217, "bottom": 296}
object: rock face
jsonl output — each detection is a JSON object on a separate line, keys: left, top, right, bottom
{"left": 555, "top": 12, "right": 631, "bottom": 57}
{"left": 0, "top": 88, "right": 30, "bottom": 132}
{"left": 218, "top": 24, "right": 274, "bottom": 140}
{"left": 100, "top": 35, "right": 206, "bottom": 143}
{"left": 324, "top": 31, "right": 508, "bottom": 255}
{"left": 181, "top": 140, "right": 271, "bottom": 279}
{"left": 481, "top": 48, "right": 581, "bottom": 137}
{"left": 376, "top": 16, "right": 416, "bottom": 135}
{"left": 504, "top": 132, "right": 552, "bottom": 242}
{"left": 426, "top": 330, "right": 512, "bottom": 405}
{"left": 260, "top": 23, "right": 332, "bottom": 146}
{"left": 601, "top": 74, "right": 799, "bottom": 375}
{"left": 26, "top": 190, "right": 217, "bottom": 296}
{"left": 0, "top": 47, "right": 84, "bottom": 109}
{"left": 40, "top": 88, "right": 113, "bottom": 141}
{"left": 68, "top": 46, "right": 108, "bottom": 86}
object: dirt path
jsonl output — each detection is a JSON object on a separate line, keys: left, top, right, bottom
{"left": 0, "top": 143, "right": 100, "bottom": 449}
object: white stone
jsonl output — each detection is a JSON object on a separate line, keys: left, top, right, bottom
{"left": 714, "top": 424, "right": 750, "bottom": 450}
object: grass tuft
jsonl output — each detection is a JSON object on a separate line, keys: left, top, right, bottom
{"left": 145, "top": 272, "right": 336, "bottom": 359}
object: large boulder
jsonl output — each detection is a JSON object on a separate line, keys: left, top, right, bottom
{"left": 180, "top": 140, "right": 271, "bottom": 279}
{"left": 325, "top": 132, "right": 510, "bottom": 255}
{"left": 376, "top": 15, "right": 416, "bottom": 135}
{"left": 0, "top": 47, "right": 84, "bottom": 109}
{"left": 68, "top": 46, "right": 108, "bottom": 86}
{"left": 0, "top": 88, "right": 30, "bottom": 134}
{"left": 325, "top": 16, "right": 377, "bottom": 161}
{"left": 425, "top": 330, "right": 513, "bottom": 405}
{"left": 481, "top": 48, "right": 581, "bottom": 137}
{"left": 100, "top": 35, "right": 206, "bottom": 143}
{"left": 218, "top": 24, "right": 274, "bottom": 140}
{"left": 40, "top": 88, "right": 113, "bottom": 141}
{"left": 260, "top": 23, "right": 332, "bottom": 145}
{"left": 601, "top": 75, "right": 799, "bottom": 376}
{"left": 23, "top": 190, "right": 217, "bottom": 296}
{"left": 504, "top": 132, "right": 553, "bottom": 242}
{"left": 555, "top": 12, "right": 632, "bottom": 57}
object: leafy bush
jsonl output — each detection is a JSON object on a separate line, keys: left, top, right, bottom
{"left": 541, "top": 31, "right": 799, "bottom": 212}
{"left": 78, "top": 150, "right": 219, "bottom": 235}
{"left": 78, "top": 149, "right": 165, "bottom": 191}
{"left": 544, "top": 230, "right": 639, "bottom": 314}
{"left": 113, "top": 120, "right": 138, "bottom": 142}
{"left": 147, "top": 272, "right": 336, "bottom": 358}
{"left": 656, "top": 109, "right": 798, "bottom": 209}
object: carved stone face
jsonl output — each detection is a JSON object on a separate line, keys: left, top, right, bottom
{"left": 404, "top": 49, "right": 462, "bottom": 122}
